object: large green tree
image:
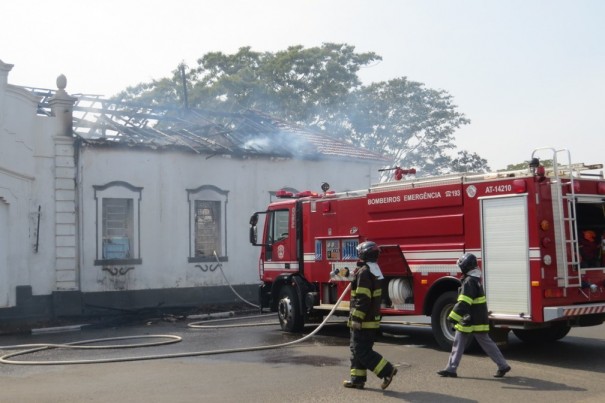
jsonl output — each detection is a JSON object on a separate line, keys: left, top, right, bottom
{"left": 340, "top": 78, "right": 475, "bottom": 175}
{"left": 115, "top": 43, "right": 489, "bottom": 175}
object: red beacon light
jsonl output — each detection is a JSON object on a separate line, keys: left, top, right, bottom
{"left": 512, "top": 179, "right": 527, "bottom": 193}
{"left": 530, "top": 157, "right": 546, "bottom": 183}
{"left": 296, "top": 190, "right": 319, "bottom": 198}
{"left": 379, "top": 167, "right": 416, "bottom": 181}
{"left": 394, "top": 167, "right": 416, "bottom": 181}
{"left": 275, "top": 189, "right": 294, "bottom": 198}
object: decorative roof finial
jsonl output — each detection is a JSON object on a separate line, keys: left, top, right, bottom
{"left": 56, "top": 74, "right": 67, "bottom": 92}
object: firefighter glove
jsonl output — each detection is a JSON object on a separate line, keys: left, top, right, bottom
{"left": 351, "top": 321, "right": 362, "bottom": 331}
{"left": 461, "top": 314, "right": 471, "bottom": 326}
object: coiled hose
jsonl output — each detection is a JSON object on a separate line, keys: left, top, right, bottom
{"left": 0, "top": 282, "right": 351, "bottom": 365}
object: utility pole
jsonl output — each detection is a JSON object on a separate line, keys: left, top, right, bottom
{"left": 180, "top": 63, "right": 189, "bottom": 110}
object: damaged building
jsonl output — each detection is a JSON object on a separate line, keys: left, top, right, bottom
{"left": 0, "top": 59, "right": 387, "bottom": 326}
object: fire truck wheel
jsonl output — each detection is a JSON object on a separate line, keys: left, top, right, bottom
{"left": 512, "top": 324, "right": 571, "bottom": 343}
{"left": 277, "top": 286, "right": 304, "bottom": 332}
{"left": 431, "top": 291, "right": 458, "bottom": 351}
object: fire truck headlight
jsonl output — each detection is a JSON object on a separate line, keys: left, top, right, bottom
{"left": 543, "top": 254, "right": 552, "bottom": 266}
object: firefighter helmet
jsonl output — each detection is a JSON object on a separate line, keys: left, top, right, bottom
{"left": 457, "top": 253, "right": 478, "bottom": 274}
{"left": 583, "top": 230, "right": 596, "bottom": 242}
{"left": 357, "top": 241, "right": 380, "bottom": 262}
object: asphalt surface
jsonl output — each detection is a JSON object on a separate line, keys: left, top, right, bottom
{"left": 1, "top": 312, "right": 604, "bottom": 402}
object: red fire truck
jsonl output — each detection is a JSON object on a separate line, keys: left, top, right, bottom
{"left": 249, "top": 148, "right": 605, "bottom": 350}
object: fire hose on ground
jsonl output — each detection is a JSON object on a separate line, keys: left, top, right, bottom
{"left": 0, "top": 255, "right": 352, "bottom": 366}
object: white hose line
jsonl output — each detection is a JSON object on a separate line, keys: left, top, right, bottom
{"left": 189, "top": 321, "right": 279, "bottom": 329}
{"left": 188, "top": 313, "right": 346, "bottom": 329}
{"left": 0, "top": 335, "right": 182, "bottom": 351}
{"left": 214, "top": 250, "right": 259, "bottom": 309}
{"left": 188, "top": 312, "right": 280, "bottom": 329}
{"left": 0, "top": 283, "right": 352, "bottom": 366}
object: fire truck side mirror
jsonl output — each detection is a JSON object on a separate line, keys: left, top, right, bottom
{"left": 249, "top": 214, "right": 259, "bottom": 245}
{"left": 249, "top": 225, "right": 258, "bottom": 245}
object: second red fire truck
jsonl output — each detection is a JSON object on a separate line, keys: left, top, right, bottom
{"left": 249, "top": 148, "right": 605, "bottom": 350}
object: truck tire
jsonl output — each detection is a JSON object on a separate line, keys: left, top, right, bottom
{"left": 277, "top": 285, "right": 304, "bottom": 332}
{"left": 512, "top": 324, "right": 571, "bottom": 343}
{"left": 431, "top": 291, "right": 458, "bottom": 351}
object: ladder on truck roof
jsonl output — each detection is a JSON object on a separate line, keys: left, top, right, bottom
{"left": 532, "top": 147, "right": 581, "bottom": 287}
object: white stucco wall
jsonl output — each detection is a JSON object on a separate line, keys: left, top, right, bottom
{"left": 78, "top": 146, "right": 382, "bottom": 292}
{"left": 1, "top": 60, "right": 386, "bottom": 314}
{"left": 0, "top": 74, "right": 61, "bottom": 306}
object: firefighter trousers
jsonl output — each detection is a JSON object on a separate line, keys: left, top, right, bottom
{"left": 349, "top": 328, "right": 394, "bottom": 383}
{"left": 445, "top": 330, "right": 509, "bottom": 373}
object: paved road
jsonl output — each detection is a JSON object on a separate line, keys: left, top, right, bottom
{"left": 0, "top": 314, "right": 604, "bottom": 402}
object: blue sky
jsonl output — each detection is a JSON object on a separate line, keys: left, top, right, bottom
{"left": 2, "top": 0, "right": 603, "bottom": 170}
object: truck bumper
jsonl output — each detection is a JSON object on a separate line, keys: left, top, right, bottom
{"left": 544, "top": 302, "right": 605, "bottom": 321}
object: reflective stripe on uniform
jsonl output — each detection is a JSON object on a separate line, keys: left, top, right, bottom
{"left": 455, "top": 323, "right": 473, "bottom": 333}
{"left": 458, "top": 294, "right": 473, "bottom": 304}
{"left": 449, "top": 311, "right": 463, "bottom": 322}
{"left": 373, "top": 358, "right": 388, "bottom": 375}
{"left": 356, "top": 286, "right": 372, "bottom": 298}
{"left": 455, "top": 323, "right": 490, "bottom": 332}
{"left": 352, "top": 309, "right": 366, "bottom": 320}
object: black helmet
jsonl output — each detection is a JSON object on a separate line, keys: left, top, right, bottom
{"left": 457, "top": 253, "right": 477, "bottom": 274}
{"left": 357, "top": 241, "right": 379, "bottom": 262}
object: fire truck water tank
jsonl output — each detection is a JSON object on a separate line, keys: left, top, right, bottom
{"left": 388, "top": 278, "right": 413, "bottom": 307}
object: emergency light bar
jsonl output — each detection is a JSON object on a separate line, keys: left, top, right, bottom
{"left": 296, "top": 191, "right": 319, "bottom": 198}
{"left": 275, "top": 189, "right": 322, "bottom": 198}
{"left": 275, "top": 190, "right": 294, "bottom": 198}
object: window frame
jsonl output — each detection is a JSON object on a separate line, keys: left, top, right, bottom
{"left": 187, "top": 185, "right": 229, "bottom": 263}
{"left": 93, "top": 181, "right": 143, "bottom": 266}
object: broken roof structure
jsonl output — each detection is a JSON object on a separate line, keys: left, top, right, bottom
{"left": 26, "top": 88, "right": 388, "bottom": 162}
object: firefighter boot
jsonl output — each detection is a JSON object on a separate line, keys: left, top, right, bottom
{"left": 381, "top": 367, "right": 398, "bottom": 390}
{"left": 343, "top": 380, "right": 365, "bottom": 389}
{"left": 494, "top": 365, "right": 511, "bottom": 378}
{"left": 437, "top": 370, "right": 458, "bottom": 378}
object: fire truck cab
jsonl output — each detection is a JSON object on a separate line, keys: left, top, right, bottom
{"left": 249, "top": 148, "right": 605, "bottom": 350}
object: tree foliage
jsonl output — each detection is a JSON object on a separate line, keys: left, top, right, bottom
{"left": 115, "top": 43, "right": 489, "bottom": 176}
{"left": 503, "top": 159, "right": 553, "bottom": 171}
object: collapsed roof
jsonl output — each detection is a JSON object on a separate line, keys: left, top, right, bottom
{"left": 27, "top": 88, "right": 387, "bottom": 162}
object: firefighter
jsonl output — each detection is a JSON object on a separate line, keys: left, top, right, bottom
{"left": 579, "top": 230, "right": 600, "bottom": 268}
{"left": 437, "top": 253, "right": 511, "bottom": 378}
{"left": 344, "top": 241, "right": 398, "bottom": 390}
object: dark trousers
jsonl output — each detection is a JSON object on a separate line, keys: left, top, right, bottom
{"left": 349, "top": 329, "right": 393, "bottom": 383}
{"left": 445, "top": 330, "right": 509, "bottom": 373}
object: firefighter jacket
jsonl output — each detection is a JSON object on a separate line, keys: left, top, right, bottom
{"left": 348, "top": 262, "right": 383, "bottom": 330}
{"left": 448, "top": 268, "right": 490, "bottom": 333}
